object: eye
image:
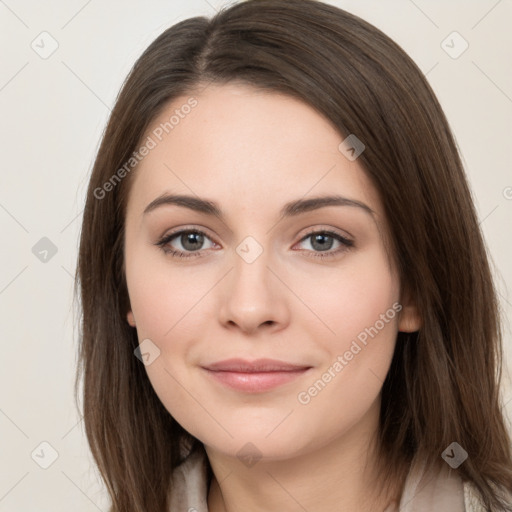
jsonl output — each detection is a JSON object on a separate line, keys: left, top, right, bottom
{"left": 155, "top": 229, "right": 216, "bottom": 258}
{"left": 294, "top": 229, "right": 354, "bottom": 259}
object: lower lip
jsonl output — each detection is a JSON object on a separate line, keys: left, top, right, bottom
{"left": 202, "top": 368, "right": 311, "bottom": 392}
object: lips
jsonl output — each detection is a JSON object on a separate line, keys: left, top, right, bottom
{"left": 201, "top": 358, "right": 312, "bottom": 393}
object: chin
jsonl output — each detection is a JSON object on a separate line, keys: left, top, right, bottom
{"left": 204, "top": 436, "right": 308, "bottom": 464}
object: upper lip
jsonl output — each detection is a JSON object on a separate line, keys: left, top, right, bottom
{"left": 202, "top": 358, "right": 311, "bottom": 372}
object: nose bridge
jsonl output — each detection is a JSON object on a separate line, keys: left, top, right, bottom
{"left": 231, "top": 243, "right": 272, "bottom": 298}
{"left": 230, "top": 238, "right": 275, "bottom": 307}
{"left": 218, "top": 235, "right": 288, "bottom": 333}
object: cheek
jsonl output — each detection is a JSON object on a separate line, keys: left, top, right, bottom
{"left": 293, "top": 245, "right": 399, "bottom": 350}
{"left": 124, "top": 248, "right": 212, "bottom": 428}
{"left": 292, "top": 247, "right": 400, "bottom": 411}
{"left": 125, "top": 243, "right": 201, "bottom": 339}
{"left": 296, "top": 257, "right": 399, "bottom": 427}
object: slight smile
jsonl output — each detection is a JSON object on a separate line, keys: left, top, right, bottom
{"left": 201, "top": 358, "right": 313, "bottom": 393}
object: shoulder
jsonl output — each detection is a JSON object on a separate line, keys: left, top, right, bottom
{"left": 400, "top": 457, "right": 511, "bottom": 512}
{"left": 168, "top": 444, "right": 209, "bottom": 512}
{"left": 399, "top": 457, "right": 473, "bottom": 511}
{"left": 463, "top": 481, "right": 487, "bottom": 512}
{"left": 464, "top": 479, "right": 512, "bottom": 512}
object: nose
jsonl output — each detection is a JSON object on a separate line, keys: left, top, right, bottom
{"left": 217, "top": 249, "right": 290, "bottom": 336}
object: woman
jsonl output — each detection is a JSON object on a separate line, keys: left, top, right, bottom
{"left": 75, "top": 0, "right": 512, "bottom": 510}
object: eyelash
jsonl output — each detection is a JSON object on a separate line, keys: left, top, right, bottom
{"left": 155, "top": 227, "right": 354, "bottom": 260}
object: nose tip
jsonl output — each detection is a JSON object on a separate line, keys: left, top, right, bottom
{"left": 218, "top": 259, "right": 288, "bottom": 335}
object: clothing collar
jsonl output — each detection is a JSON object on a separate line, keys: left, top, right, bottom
{"left": 168, "top": 444, "right": 468, "bottom": 511}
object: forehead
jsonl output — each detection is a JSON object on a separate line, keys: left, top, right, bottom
{"left": 126, "top": 82, "right": 383, "bottom": 223}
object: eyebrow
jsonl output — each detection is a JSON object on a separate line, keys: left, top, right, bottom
{"left": 143, "top": 193, "right": 375, "bottom": 219}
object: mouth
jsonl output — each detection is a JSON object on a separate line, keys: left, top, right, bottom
{"left": 201, "top": 358, "right": 312, "bottom": 393}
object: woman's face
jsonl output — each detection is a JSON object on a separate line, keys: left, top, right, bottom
{"left": 123, "top": 82, "right": 419, "bottom": 461}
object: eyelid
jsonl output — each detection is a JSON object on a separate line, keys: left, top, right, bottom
{"left": 157, "top": 224, "right": 218, "bottom": 244}
{"left": 158, "top": 224, "right": 352, "bottom": 244}
{"left": 299, "top": 225, "right": 354, "bottom": 242}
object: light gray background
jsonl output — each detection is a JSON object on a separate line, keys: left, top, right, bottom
{"left": 1, "top": 0, "right": 511, "bottom": 510}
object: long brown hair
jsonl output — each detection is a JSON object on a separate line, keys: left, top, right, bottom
{"left": 74, "top": 0, "right": 512, "bottom": 510}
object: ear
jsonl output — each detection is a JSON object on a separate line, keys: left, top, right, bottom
{"left": 398, "top": 290, "right": 422, "bottom": 333}
{"left": 127, "top": 310, "right": 136, "bottom": 327}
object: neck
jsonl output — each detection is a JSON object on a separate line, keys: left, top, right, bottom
{"left": 205, "top": 400, "right": 402, "bottom": 512}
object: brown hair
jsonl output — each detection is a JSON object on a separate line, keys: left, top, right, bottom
{"left": 74, "top": 0, "right": 512, "bottom": 510}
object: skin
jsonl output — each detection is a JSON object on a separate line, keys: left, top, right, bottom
{"left": 124, "top": 82, "right": 421, "bottom": 512}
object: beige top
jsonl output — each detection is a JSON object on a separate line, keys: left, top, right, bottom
{"left": 168, "top": 445, "right": 490, "bottom": 511}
